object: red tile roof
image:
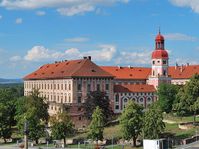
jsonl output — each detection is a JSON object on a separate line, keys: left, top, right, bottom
{"left": 168, "top": 65, "right": 199, "bottom": 79}
{"left": 101, "top": 66, "right": 151, "bottom": 80}
{"left": 114, "top": 84, "right": 156, "bottom": 93}
{"left": 24, "top": 58, "right": 113, "bottom": 80}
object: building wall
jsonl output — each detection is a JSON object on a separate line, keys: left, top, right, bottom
{"left": 114, "top": 79, "right": 146, "bottom": 85}
{"left": 114, "top": 92, "right": 156, "bottom": 113}
{"left": 171, "top": 79, "right": 189, "bottom": 85}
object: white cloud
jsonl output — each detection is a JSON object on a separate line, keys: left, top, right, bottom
{"left": 10, "top": 55, "right": 22, "bottom": 62}
{"left": 164, "top": 33, "right": 197, "bottom": 41}
{"left": 24, "top": 44, "right": 116, "bottom": 62}
{"left": 170, "top": 0, "right": 199, "bottom": 13}
{"left": 64, "top": 37, "right": 89, "bottom": 43}
{"left": 115, "top": 50, "right": 151, "bottom": 65}
{"left": 36, "top": 10, "right": 46, "bottom": 16}
{"left": 0, "top": 0, "right": 130, "bottom": 16}
{"left": 24, "top": 46, "right": 50, "bottom": 61}
{"left": 15, "top": 18, "right": 23, "bottom": 24}
{"left": 57, "top": 4, "right": 95, "bottom": 16}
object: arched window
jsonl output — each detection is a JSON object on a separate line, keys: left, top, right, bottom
{"left": 115, "top": 94, "right": 119, "bottom": 102}
{"left": 139, "top": 98, "right": 143, "bottom": 102}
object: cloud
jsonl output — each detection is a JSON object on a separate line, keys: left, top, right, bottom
{"left": 0, "top": 15, "right": 2, "bottom": 19}
{"left": 170, "top": 0, "right": 199, "bottom": 13}
{"left": 0, "top": 0, "right": 130, "bottom": 16}
{"left": 164, "top": 33, "right": 197, "bottom": 41}
{"left": 64, "top": 37, "right": 89, "bottom": 43}
{"left": 10, "top": 55, "right": 22, "bottom": 62}
{"left": 115, "top": 50, "right": 152, "bottom": 65}
{"left": 57, "top": 4, "right": 95, "bottom": 16}
{"left": 15, "top": 18, "right": 23, "bottom": 24}
{"left": 36, "top": 10, "right": 46, "bottom": 16}
{"left": 24, "top": 44, "right": 116, "bottom": 62}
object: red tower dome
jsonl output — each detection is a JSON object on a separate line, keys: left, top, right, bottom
{"left": 152, "top": 31, "right": 168, "bottom": 59}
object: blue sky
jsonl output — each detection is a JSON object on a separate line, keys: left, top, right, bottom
{"left": 0, "top": 0, "right": 199, "bottom": 78}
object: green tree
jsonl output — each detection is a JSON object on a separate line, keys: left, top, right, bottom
{"left": 87, "top": 106, "right": 104, "bottom": 142}
{"left": 0, "top": 88, "right": 19, "bottom": 143}
{"left": 157, "top": 83, "right": 179, "bottom": 113}
{"left": 84, "top": 91, "right": 113, "bottom": 122}
{"left": 50, "top": 112, "right": 74, "bottom": 147}
{"left": 15, "top": 89, "right": 49, "bottom": 144}
{"left": 143, "top": 103, "right": 165, "bottom": 139}
{"left": 119, "top": 100, "right": 143, "bottom": 147}
{"left": 173, "top": 74, "right": 199, "bottom": 122}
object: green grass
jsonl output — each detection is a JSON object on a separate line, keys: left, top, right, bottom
{"left": 164, "top": 113, "right": 199, "bottom": 123}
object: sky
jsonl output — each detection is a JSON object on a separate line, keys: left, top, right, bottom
{"left": 1, "top": 0, "right": 199, "bottom": 78}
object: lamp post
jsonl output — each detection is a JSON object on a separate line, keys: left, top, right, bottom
{"left": 24, "top": 120, "right": 29, "bottom": 149}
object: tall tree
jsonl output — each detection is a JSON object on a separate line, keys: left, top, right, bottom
{"left": 157, "top": 83, "right": 179, "bottom": 113}
{"left": 0, "top": 88, "right": 19, "bottom": 143}
{"left": 50, "top": 112, "right": 74, "bottom": 147}
{"left": 15, "top": 89, "right": 49, "bottom": 144}
{"left": 84, "top": 91, "right": 113, "bottom": 122}
{"left": 87, "top": 106, "right": 104, "bottom": 142}
{"left": 143, "top": 103, "right": 165, "bottom": 139}
{"left": 119, "top": 100, "right": 143, "bottom": 147}
{"left": 173, "top": 74, "right": 199, "bottom": 122}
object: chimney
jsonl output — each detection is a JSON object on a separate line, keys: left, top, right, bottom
{"left": 186, "top": 63, "right": 189, "bottom": 67}
{"left": 83, "top": 56, "right": 92, "bottom": 60}
{"left": 88, "top": 56, "right": 91, "bottom": 60}
{"left": 118, "top": 65, "right": 121, "bottom": 69}
{"left": 175, "top": 62, "right": 178, "bottom": 70}
{"left": 180, "top": 64, "right": 183, "bottom": 72}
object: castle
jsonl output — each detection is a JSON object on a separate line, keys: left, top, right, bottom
{"left": 24, "top": 32, "right": 199, "bottom": 128}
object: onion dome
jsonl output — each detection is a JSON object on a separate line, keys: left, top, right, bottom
{"left": 152, "top": 50, "right": 168, "bottom": 59}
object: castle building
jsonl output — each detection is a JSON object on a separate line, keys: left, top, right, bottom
{"left": 24, "top": 32, "right": 199, "bottom": 128}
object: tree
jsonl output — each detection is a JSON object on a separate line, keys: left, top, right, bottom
{"left": 50, "top": 112, "right": 74, "bottom": 147}
{"left": 15, "top": 89, "right": 49, "bottom": 144}
{"left": 87, "top": 106, "right": 104, "bottom": 143}
{"left": 157, "top": 83, "right": 179, "bottom": 113}
{"left": 84, "top": 91, "right": 113, "bottom": 122}
{"left": 119, "top": 100, "right": 143, "bottom": 147}
{"left": 173, "top": 74, "right": 199, "bottom": 122}
{"left": 0, "top": 88, "right": 19, "bottom": 143}
{"left": 143, "top": 103, "right": 165, "bottom": 139}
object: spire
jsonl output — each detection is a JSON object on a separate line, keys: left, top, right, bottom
{"left": 158, "top": 26, "right": 161, "bottom": 35}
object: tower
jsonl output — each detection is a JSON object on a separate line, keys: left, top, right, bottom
{"left": 147, "top": 31, "right": 171, "bottom": 88}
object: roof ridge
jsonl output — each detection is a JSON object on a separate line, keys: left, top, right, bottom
{"left": 70, "top": 59, "right": 88, "bottom": 76}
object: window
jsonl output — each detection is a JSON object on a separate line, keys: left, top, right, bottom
{"left": 157, "top": 60, "right": 160, "bottom": 63}
{"left": 115, "top": 105, "right": 119, "bottom": 110}
{"left": 77, "top": 97, "right": 81, "bottom": 103}
{"left": 124, "top": 98, "right": 128, "bottom": 102}
{"left": 97, "top": 84, "right": 100, "bottom": 91}
{"left": 139, "top": 98, "right": 143, "bottom": 102}
{"left": 77, "top": 84, "right": 81, "bottom": 91}
{"left": 163, "top": 70, "right": 167, "bottom": 76}
{"left": 147, "top": 97, "right": 151, "bottom": 102}
{"left": 69, "top": 84, "right": 71, "bottom": 90}
{"left": 78, "top": 107, "right": 81, "bottom": 111}
{"left": 106, "top": 84, "right": 109, "bottom": 90}
{"left": 163, "top": 60, "right": 167, "bottom": 64}
{"left": 115, "top": 94, "right": 119, "bottom": 102}
{"left": 87, "top": 84, "right": 91, "bottom": 92}
{"left": 152, "top": 61, "right": 155, "bottom": 65}
{"left": 79, "top": 117, "right": 82, "bottom": 121}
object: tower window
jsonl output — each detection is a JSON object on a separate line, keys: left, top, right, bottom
{"left": 163, "top": 60, "right": 167, "bottom": 64}
{"left": 152, "top": 61, "right": 155, "bottom": 65}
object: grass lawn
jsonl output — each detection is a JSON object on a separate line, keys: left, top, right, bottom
{"left": 164, "top": 113, "right": 199, "bottom": 123}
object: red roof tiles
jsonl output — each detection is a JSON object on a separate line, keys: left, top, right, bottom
{"left": 24, "top": 59, "right": 113, "bottom": 80}
{"left": 168, "top": 65, "right": 199, "bottom": 79}
{"left": 114, "top": 84, "right": 156, "bottom": 93}
{"left": 101, "top": 66, "right": 151, "bottom": 80}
